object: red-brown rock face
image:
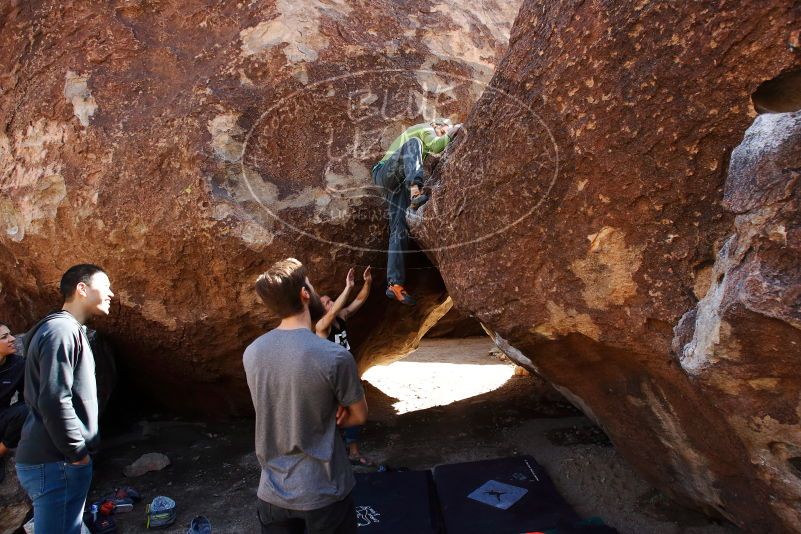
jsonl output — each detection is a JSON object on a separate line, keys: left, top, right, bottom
{"left": 414, "top": 0, "right": 801, "bottom": 530}
{"left": 0, "top": 0, "right": 520, "bottom": 414}
{"left": 0, "top": 457, "right": 28, "bottom": 534}
{"left": 674, "top": 112, "right": 801, "bottom": 530}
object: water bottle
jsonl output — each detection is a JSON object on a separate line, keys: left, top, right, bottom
{"left": 90, "top": 503, "right": 98, "bottom": 524}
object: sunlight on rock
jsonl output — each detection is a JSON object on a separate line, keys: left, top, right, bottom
{"left": 363, "top": 338, "right": 514, "bottom": 414}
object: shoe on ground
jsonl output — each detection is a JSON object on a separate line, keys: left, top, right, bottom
{"left": 410, "top": 193, "right": 429, "bottom": 209}
{"left": 385, "top": 284, "right": 416, "bottom": 305}
{"left": 187, "top": 515, "right": 212, "bottom": 534}
{"left": 146, "top": 496, "right": 177, "bottom": 529}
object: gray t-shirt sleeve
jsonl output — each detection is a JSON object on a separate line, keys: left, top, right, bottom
{"left": 331, "top": 349, "right": 364, "bottom": 407}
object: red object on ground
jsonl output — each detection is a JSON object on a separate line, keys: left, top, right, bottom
{"left": 99, "top": 500, "right": 116, "bottom": 516}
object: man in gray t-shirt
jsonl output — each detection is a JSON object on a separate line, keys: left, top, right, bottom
{"left": 244, "top": 258, "right": 367, "bottom": 534}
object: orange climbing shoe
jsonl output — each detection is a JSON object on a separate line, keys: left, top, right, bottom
{"left": 385, "top": 284, "right": 416, "bottom": 305}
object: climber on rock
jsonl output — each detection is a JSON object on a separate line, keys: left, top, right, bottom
{"left": 372, "top": 118, "right": 461, "bottom": 305}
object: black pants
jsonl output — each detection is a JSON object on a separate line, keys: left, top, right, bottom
{"left": 372, "top": 138, "right": 424, "bottom": 286}
{"left": 0, "top": 403, "right": 28, "bottom": 448}
{"left": 256, "top": 494, "right": 357, "bottom": 534}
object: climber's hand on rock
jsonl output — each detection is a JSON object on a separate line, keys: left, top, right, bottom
{"left": 446, "top": 124, "right": 462, "bottom": 138}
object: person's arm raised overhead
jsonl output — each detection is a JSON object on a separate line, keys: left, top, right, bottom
{"left": 340, "top": 266, "right": 372, "bottom": 321}
{"left": 315, "top": 268, "right": 355, "bottom": 338}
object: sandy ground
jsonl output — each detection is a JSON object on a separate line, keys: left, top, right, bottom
{"left": 87, "top": 337, "right": 740, "bottom": 533}
{"left": 362, "top": 337, "right": 518, "bottom": 414}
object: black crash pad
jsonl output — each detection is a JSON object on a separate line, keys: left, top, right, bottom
{"left": 352, "top": 470, "right": 440, "bottom": 533}
{"left": 433, "top": 455, "right": 579, "bottom": 534}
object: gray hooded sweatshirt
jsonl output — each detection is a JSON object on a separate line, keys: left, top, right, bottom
{"left": 16, "top": 310, "right": 99, "bottom": 464}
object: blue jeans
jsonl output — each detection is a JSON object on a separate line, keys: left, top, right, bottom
{"left": 16, "top": 459, "right": 93, "bottom": 534}
{"left": 372, "top": 138, "right": 424, "bottom": 286}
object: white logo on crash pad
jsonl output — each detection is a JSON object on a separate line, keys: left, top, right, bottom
{"left": 356, "top": 505, "right": 381, "bottom": 527}
{"left": 467, "top": 480, "right": 528, "bottom": 510}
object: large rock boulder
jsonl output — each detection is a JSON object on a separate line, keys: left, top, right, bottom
{"left": 413, "top": 0, "right": 801, "bottom": 530}
{"left": 0, "top": 0, "right": 520, "bottom": 414}
{"left": 424, "top": 304, "right": 485, "bottom": 338}
{"left": 674, "top": 112, "right": 801, "bottom": 530}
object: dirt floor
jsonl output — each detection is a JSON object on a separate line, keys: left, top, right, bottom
{"left": 88, "top": 337, "right": 740, "bottom": 533}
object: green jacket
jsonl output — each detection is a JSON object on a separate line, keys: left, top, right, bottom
{"left": 379, "top": 123, "right": 450, "bottom": 163}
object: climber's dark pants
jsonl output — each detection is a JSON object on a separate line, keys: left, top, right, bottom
{"left": 372, "top": 139, "right": 424, "bottom": 286}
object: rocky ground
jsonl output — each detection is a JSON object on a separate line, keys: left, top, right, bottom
{"left": 85, "top": 338, "right": 740, "bottom": 533}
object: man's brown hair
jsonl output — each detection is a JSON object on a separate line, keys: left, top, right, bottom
{"left": 255, "top": 258, "right": 308, "bottom": 318}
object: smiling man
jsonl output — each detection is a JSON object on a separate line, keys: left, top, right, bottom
{"left": 15, "top": 264, "right": 113, "bottom": 534}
